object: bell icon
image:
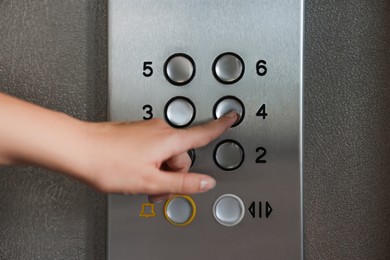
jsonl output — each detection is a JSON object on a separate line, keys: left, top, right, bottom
{"left": 139, "top": 203, "right": 156, "bottom": 218}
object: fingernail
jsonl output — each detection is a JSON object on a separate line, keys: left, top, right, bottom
{"left": 200, "top": 178, "right": 216, "bottom": 192}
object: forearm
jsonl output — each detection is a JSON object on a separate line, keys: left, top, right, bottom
{"left": 0, "top": 92, "right": 236, "bottom": 195}
{"left": 0, "top": 93, "right": 90, "bottom": 177}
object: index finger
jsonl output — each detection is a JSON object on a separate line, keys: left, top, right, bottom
{"left": 173, "top": 111, "right": 238, "bottom": 154}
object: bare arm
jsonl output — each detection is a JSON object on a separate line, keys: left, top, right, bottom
{"left": 0, "top": 93, "right": 237, "bottom": 198}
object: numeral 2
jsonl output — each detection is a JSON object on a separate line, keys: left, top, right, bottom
{"left": 255, "top": 147, "right": 267, "bottom": 163}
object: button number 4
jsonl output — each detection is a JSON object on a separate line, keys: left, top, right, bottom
{"left": 256, "top": 104, "right": 268, "bottom": 119}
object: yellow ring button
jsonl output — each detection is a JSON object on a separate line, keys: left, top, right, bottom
{"left": 164, "top": 195, "right": 196, "bottom": 227}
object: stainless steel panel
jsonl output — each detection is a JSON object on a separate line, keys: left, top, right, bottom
{"left": 108, "top": 0, "right": 303, "bottom": 259}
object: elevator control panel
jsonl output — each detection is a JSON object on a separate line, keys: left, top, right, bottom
{"left": 108, "top": 1, "right": 303, "bottom": 259}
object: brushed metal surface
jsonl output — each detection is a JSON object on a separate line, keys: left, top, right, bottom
{"left": 108, "top": 0, "right": 303, "bottom": 259}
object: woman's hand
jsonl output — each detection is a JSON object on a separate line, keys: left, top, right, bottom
{"left": 80, "top": 112, "right": 237, "bottom": 199}
{"left": 0, "top": 93, "right": 237, "bottom": 199}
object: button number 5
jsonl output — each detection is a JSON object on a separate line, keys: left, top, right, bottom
{"left": 143, "top": 61, "right": 153, "bottom": 77}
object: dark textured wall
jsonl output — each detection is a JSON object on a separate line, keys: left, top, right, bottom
{"left": 0, "top": 0, "right": 107, "bottom": 259}
{"left": 0, "top": 0, "right": 389, "bottom": 259}
{"left": 304, "top": 1, "right": 390, "bottom": 259}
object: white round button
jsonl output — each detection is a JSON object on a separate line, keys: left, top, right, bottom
{"left": 214, "top": 140, "right": 244, "bottom": 171}
{"left": 164, "top": 53, "right": 195, "bottom": 86}
{"left": 213, "top": 194, "right": 245, "bottom": 227}
{"left": 212, "top": 52, "right": 244, "bottom": 84}
{"left": 213, "top": 96, "right": 245, "bottom": 127}
{"left": 165, "top": 97, "right": 195, "bottom": 128}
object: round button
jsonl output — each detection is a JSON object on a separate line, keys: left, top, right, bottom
{"left": 164, "top": 195, "right": 196, "bottom": 227}
{"left": 214, "top": 140, "right": 244, "bottom": 171}
{"left": 187, "top": 149, "right": 196, "bottom": 168}
{"left": 164, "top": 53, "right": 195, "bottom": 86}
{"left": 213, "top": 96, "right": 245, "bottom": 127}
{"left": 212, "top": 52, "right": 245, "bottom": 84}
{"left": 164, "top": 97, "right": 195, "bottom": 128}
{"left": 213, "top": 194, "right": 245, "bottom": 227}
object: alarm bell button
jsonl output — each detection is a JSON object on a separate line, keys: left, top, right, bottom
{"left": 164, "top": 195, "right": 196, "bottom": 227}
{"left": 139, "top": 203, "right": 156, "bottom": 218}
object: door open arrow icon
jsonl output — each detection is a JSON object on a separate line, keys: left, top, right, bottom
{"left": 266, "top": 201, "right": 272, "bottom": 218}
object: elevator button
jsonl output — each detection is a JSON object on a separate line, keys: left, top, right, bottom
{"left": 212, "top": 52, "right": 244, "bottom": 84}
{"left": 213, "top": 96, "right": 244, "bottom": 127}
{"left": 164, "top": 53, "right": 195, "bottom": 86}
{"left": 164, "top": 195, "right": 196, "bottom": 227}
{"left": 213, "top": 194, "right": 245, "bottom": 227}
{"left": 165, "top": 97, "right": 195, "bottom": 128}
{"left": 187, "top": 149, "right": 196, "bottom": 168}
{"left": 214, "top": 140, "right": 244, "bottom": 171}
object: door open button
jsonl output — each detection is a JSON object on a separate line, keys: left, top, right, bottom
{"left": 213, "top": 194, "right": 245, "bottom": 227}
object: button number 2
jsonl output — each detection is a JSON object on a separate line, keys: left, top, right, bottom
{"left": 255, "top": 147, "right": 267, "bottom": 163}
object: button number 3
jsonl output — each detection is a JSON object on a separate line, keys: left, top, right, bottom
{"left": 142, "top": 104, "right": 153, "bottom": 120}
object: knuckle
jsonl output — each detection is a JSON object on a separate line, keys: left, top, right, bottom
{"left": 179, "top": 176, "right": 186, "bottom": 193}
{"left": 195, "top": 135, "right": 211, "bottom": 148}
{"left": 140, "top": 174, "right": 160, "bottom": 194}
{"left": 160, "top": 130, "right": 181, "bottom": 150}
{"left": 167, "top": 130, "right": 181, "bottom": 144}
{"left": 178, "top": 174, "right": 195, "bottom": 194}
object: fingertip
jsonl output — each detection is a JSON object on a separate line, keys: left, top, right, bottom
{"left": 175, "top": 111, "right": 238, "bottom": 153}
{"left": 220, "top": 111, "right": 239, "bottom": 127}
{"left": 223, "top": 110, "right": 239, "bottom": 119}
